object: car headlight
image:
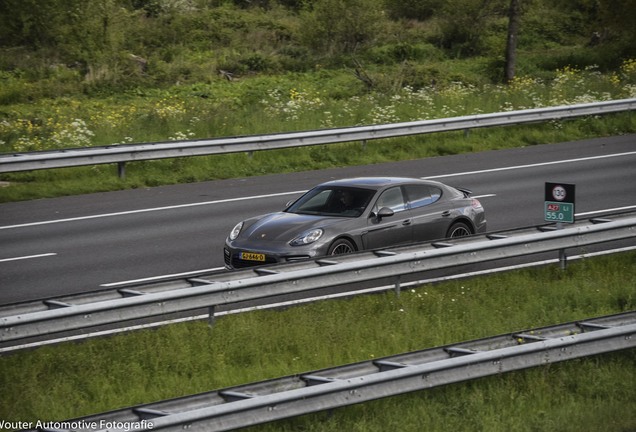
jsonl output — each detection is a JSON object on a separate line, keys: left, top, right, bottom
{"left": 229, "top": 221, "right": 244, "bottom": 241}
{"left": 290, "top": 228, "right": 324, "bottom": 246}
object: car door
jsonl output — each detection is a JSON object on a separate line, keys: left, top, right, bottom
{"left": 403, "top": 184, "right": 453, "bottom": 241}
{"left": 362, "top": 186, "right": 414, "bottom": 249}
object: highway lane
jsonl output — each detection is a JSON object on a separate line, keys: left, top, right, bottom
{"left": 1, "top": 135, "right": 635, "bottom": 304}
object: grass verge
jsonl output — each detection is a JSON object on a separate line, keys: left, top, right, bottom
{"left": 0, "top": 252, "right": 634, "bottom": 431}
{"left": 1, "top": 113, "right": 635, "bottom": 203}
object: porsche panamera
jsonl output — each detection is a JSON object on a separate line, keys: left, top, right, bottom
{"left": 224, "top": 177, "right": 486, "bottom": 269}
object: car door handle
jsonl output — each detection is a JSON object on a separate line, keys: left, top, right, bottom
{"left": 441, "top": 211, "right": 451, "bottom": 217}
{"left": 402, "top": 219, "right": 412, "bottom": 226}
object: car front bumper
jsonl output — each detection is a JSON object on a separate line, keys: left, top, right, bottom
{"left": 224, "top": 242, "right": 326, "bottom": 269}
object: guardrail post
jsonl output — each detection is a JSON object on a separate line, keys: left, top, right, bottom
{"left": 556, "top": 222, "right": 568, "bottom": 270}
{"left": 208, "top": 305, "right": 216, "bottom": 327}
{"left": 394, "top": 276, "right": 401, "bottom": 297}
{"left": 559, "top": 249, "right": 568, "bottom": 270}
{"left": 117, "top": 162, "right": 126, "bottom": 179}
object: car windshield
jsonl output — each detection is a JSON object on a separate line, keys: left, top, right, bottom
{"left": 286, "top": 187, "right": 375, "bottom": 217}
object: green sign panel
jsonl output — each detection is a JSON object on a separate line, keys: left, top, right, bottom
{"left": 544, "top": 201, "right": 574, "bottom": 223}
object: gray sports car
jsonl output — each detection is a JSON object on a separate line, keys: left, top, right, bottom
{"left": 224, "top": 177, "right": 486, "bottom": 269}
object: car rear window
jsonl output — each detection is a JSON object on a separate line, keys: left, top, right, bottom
{"left": 404, "top": 184, "right": 442, "bottom": 209}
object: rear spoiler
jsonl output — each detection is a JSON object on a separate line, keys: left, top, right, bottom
{"left": 455, "top": 187, "right": 473, "bottom": 197}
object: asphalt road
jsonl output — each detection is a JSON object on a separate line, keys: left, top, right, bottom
{"left": 1, "top": 135, "right": 635, "bottom": 305}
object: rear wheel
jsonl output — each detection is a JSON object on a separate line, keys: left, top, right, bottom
{"left": 447, "top": 222, "right": 472, "bottom": 238}
{"left": 328, "top": 238, "right": 356, "bottom": 255}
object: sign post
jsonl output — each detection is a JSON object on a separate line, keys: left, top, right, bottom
{"left": 544, "top": 182, "right": 575, "bottom": 269}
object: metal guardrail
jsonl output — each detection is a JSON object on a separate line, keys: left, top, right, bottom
{"left": 1, "top": 214, "right": 635, "bottom": 347}
{"left": 22, "top": 311, "right": 636, "bottom": 432}
{"left": 1, "top": 98, "right": 634, "bottom": 175}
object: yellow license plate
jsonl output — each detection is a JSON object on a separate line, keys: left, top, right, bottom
{"left": 240, "top": 252, "right": 266, "bottom": 262}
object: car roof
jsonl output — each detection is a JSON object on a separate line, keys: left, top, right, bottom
{"left": 318, "top": 177, "right": 442, "bottom": 190}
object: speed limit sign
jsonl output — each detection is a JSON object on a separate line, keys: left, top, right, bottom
{"left": 551, "top": 185, "right": 567, "bottom": 201}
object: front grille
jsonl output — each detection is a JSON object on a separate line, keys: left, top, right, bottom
{"left": 231, "top": 256, "right": 278, "bottom": 269}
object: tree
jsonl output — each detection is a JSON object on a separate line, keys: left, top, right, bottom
{"left": 504, "top": 0, "right": 521, "bottom": 82}
{"left": 383, "top": 0, "right": 443, "bottom": 21}
{"left": 298, "top": 0, "right": 385, "bottom": 56}
{"left": 436, "top": 0, "right": 508, "bottom": 57}
{"left": 595, "top": 0, "right": 636, "bottom": 56}
{"left": 0, "top": 0, "right": 70, "bottom": 49}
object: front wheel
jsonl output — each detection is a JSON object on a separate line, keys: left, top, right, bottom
{"left": 328, "top": 238, "right": 356, "bottom": 255}
{"left": 447, "top": 222, "right": 472, "bottom": 238}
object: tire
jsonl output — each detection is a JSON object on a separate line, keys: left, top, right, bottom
{"left": 328, "top": 238, "right": 356, "bottom": 255}
{"left": 447, "top": 222, "right": 472, "bottom": 238}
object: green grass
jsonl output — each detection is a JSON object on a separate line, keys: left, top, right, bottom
{"left": 254, "top": 355, "right": 636, "bottom": 432}
{"left": 1, "top": 252, "right": 634, "bottom": 430}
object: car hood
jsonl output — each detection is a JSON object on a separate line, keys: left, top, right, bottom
{"left": 242, "top": 212, "right": 347, "bottom": 243}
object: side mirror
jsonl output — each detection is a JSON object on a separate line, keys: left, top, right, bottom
{"left": 374, "top": 206, "right": 394, "bottom": 221}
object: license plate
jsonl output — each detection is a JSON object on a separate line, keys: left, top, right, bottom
{"left": 240, "top": 252, "right": 266, "bottom": 262}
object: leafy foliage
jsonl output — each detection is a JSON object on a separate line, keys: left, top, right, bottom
{"left": 298, "top": 0, "right": 386, "bottom": 56}
{"left": 1, "top": 0, "right": 634, "bottom": 97}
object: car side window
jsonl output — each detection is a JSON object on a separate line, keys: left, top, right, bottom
{"left": 373, "top": 186, "right": 407, "bottom": 213}
{"left": 404, "top": 185, "right": 442, "bottom": 209}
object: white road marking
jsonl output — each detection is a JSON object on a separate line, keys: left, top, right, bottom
{"left": 421, "top": 151, "right": 636, "bottom": 179}
{"left": 101, "top": 267, "right": 225, "bottom": 287}
{"left": 0, "top": 190, "right": 306, "bottom": 230}
{"left": 1, "top": 151, "right": 633, "bottom": 231}
{"left": 0, "top": 253, "right": 57, "bottom": 263}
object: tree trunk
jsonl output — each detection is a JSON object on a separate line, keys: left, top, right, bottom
{"left": 504, "top": 0, "right": 521, "bottom": 83}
